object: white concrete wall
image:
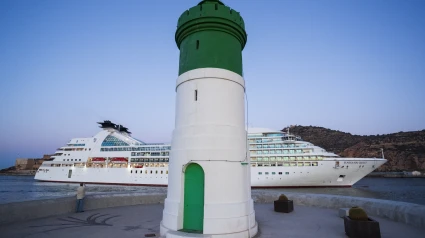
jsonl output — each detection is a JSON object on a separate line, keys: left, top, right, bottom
{"left": 251, "top": 191, "right": 425, "bottom": 228}
{"left": 1, "top": 192, "right": 424, "bottom": 228}
{"left": 161, "top": 68, "right": 257, "bottom": 237}
{"left": 0, "top": 193, "right": 166, "bottom": 225}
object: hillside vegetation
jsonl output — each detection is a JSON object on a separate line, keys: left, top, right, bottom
{"left": 283, "top": 126, "right": 425, "bottom": 172}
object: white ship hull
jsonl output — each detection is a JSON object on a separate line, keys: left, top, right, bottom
{"left": 35, "top": 158, "right": 385, "bottom": 187}
{"left": 34, "top": 122, "right": 387, "bottom": 187}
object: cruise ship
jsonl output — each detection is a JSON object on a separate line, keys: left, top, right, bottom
{"left": 34, "top": 121, "right": 387, "bottom": 187}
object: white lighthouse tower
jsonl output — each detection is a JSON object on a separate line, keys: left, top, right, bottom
{"left": 160, "top": 0, "right": 257, "bottom": 237}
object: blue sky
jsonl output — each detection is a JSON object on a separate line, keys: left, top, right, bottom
{"left": 0, "top": 0, "right": 424, "bottom": 168}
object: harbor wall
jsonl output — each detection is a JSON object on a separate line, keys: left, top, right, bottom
{"left": 0, "top": 193, "right": 166, "bottom": 225}
{"left": 253, "top": 191, "right": 425, "bottom": 228}
{"left": 1, "top": 191, "right": 424, "bottom": 228}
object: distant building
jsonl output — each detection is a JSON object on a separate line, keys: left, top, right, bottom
{"left": 15, "top": 155, "right": 53, "bottom": 170}
{"left": 15, "top": 158, "right": 36, "bottom": 170}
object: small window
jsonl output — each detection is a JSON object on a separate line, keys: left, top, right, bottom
{"left": 195, "top": 90, "right": 198, "bottom": 101}
{"left": 265, "top": 172, "right": 269, "bottom": 175}
{"left": 339, "top": 175, "right": 346, "bottom": 178}
{"left": 79, "top": 159, "right": 81, "bottom": 161}
{"left": 278, "top": 172, "right": 282, "bottom": 175}
{"left": 166, "top": 170, "right": 168, "bottom": 174}
{"left": 71, "top": 159, "right": 73, "bottom": 161}
{"left": 156, "top": 170, "right": 158, "bottom": 174}
{"left": 272, "top": 172, "right": 276, "bottom": 175}
{"left": 161, "top": 171, "right": 163, "bottom": 174}
{"left": 285, "top": 172, "right": 289, "bottom": 175}
{"left": 150, "top": 170, "right": 152, "bottom": 174}
{"left": 258, "top": 172, "right": 262, "bottom": 175}
{"left": 135, "top": 170, "right": 137, "bottom": 173}
{"left": 131, "top": 170, "right": 133, "bottom": 173}
{"left": 196, "top": 40, "right": 199, "bottom": 49}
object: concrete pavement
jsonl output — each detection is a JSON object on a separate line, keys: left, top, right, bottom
{"left": 1, "top": 203, "right": 424, "bottom": 238}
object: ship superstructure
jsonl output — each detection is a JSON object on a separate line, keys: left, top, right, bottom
{"left": 35, "top": 121, "right": 387, "bottom": 187}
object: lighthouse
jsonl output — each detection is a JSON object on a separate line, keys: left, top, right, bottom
{"left": 160, "top": 0, "right": 257, "bottom": 237}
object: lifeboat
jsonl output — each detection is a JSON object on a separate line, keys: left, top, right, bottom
{"left": 134, "top": 164, "right": 144, "bottom": 168}
{"left": 111, "top": 157, "right": 128, "bottom": 163}
{"left": 92, "top": 157, "right": 106, "bottom": 162}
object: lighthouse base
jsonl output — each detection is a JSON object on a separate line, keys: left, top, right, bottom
{"left": 160, "top": 221, "right": 258, "bottom": 238}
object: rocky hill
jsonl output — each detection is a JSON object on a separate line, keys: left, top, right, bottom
{"left": 283, "top": 126, "right": 425, "bottom": 172}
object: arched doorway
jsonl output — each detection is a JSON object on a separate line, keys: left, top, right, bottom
{"left": 183, "top": 163, "right": 205, "bottom": 233}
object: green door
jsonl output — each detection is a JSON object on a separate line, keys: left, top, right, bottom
{"left": 183, "top": 163, "right": 205, "bottom": 233}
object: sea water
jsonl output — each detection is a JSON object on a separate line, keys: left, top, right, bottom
{"left": 0, "top": 175, "right": 424, "bottom": 205}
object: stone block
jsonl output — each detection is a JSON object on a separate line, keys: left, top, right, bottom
{"left": 339, "top": 208, "right": 350, "bottom": 218}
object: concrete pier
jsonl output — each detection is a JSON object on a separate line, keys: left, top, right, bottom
{"left": 1, "top": 192, "right": 424, "bottom": 237}
{"left": 1, "top": 203, "right": 425, "bottom": 238}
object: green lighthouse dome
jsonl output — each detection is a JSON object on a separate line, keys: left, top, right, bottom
{"left": 175, "top": 0, "right": 248, "bottom": 76}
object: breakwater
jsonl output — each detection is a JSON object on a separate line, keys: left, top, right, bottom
{"left": 368, "top": 172, "right": 425, "bottom": 178}
{"left": 1, "top": 191, "right": 425, "bottom": 229}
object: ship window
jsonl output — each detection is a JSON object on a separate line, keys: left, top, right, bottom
{"left": 258, "top": 172, "right": 262, "bottom": 175}
{"left": 195, "top": 90, "right": 198, "bottom": 101}
{"left": 161, "top": 171, "right": 163, "bottom": 174}
{"left": 156, "top": 170, "right": 158, "bottom": 174}
{"left": 339, "top": 175, "right": 346, "bottom": 178}
{"left": 135, "top": 170, "right": 137, "bottom": 173}
{"left": 166, "top": 170, "right": 168, "bottom": 174}
{"left": 150, "top": 170, "right": 152, "bottom": 174}
{"left": 130, "top": 170, "right": 132, "bottom": 173}
{"left": 196, "top": 40, "right": 199, "bottom": 50}
{"left": 101, "top": 135, "right": 129, "bottom": 147}
{"left": 272, "top": 172, "right": 276, "bottom": 175}
{"left": 278, "top": 172, "right": 282, "bottom": 175}
{"left": 67, "top": 159, "right": 69, "bottom": 161}
{"left": 285, "top": 172, "right": 289, "bottom": 175}
{"left": 63, "top": 159, "right": 65, "bottom": 161}
{"left": 265, "top": 172, "right": 269, "bottom": 175}
{"left": 145, "top": 170, "right": 148, "bottom": 174}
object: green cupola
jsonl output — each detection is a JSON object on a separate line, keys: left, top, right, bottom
{"left": 175, "top": 0, "right": 248, "bottom": 76}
